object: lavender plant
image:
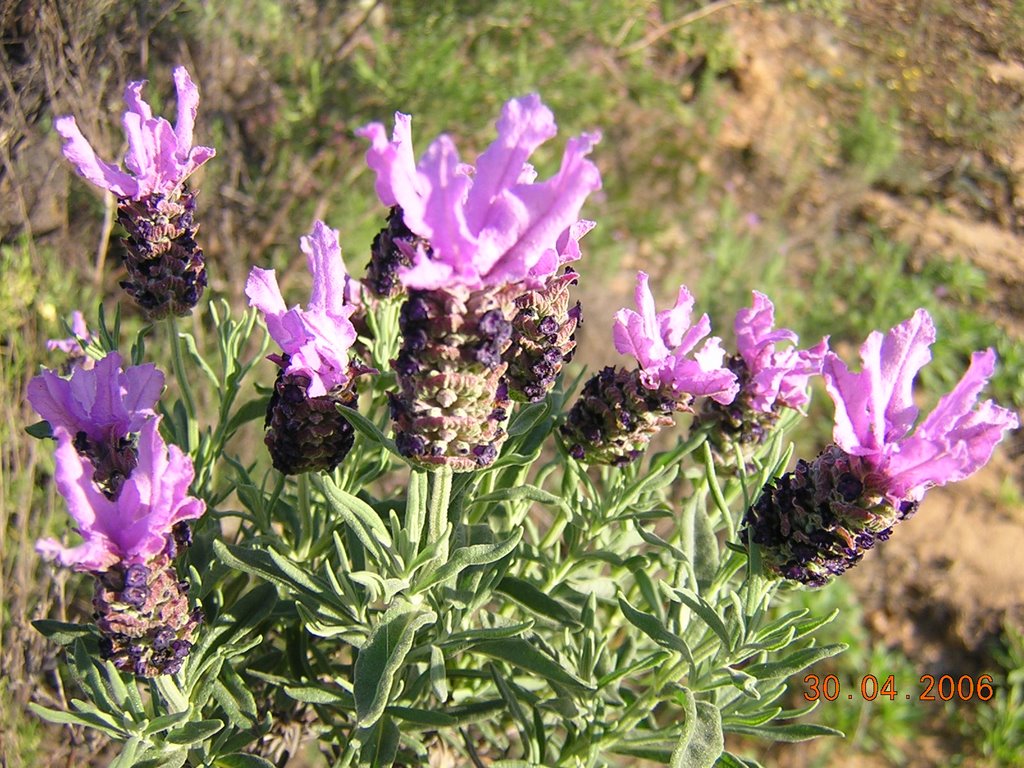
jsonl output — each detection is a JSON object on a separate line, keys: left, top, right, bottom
{"left": 26, "top": 69, "right": 1019, "bottom": 768}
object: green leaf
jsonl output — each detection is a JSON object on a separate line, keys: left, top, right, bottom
{"left": 31, "top": 619, "right": 93, "bottom": 645}
{"left": 319, "top": 477, "right": 394, "bottom": 563}
{"left": 357, "top": 716, "right": 400, "bottom": 767}
{"left": 142, "top": 712, "right": 191, "bottom": 736}
{"left": 385, "top": 705, "right": 456, "bottom": 727}
{"left": 164, "top": 719, "right": 224, "bottom": 745}
{"left": 27, "top": 703, "right": 125, "bottom": 738}
{"left": 284, "top": 684, "right": 354, "bottom": 708}
{"left": 723, "top": 722, "right": 844, "bottom": 742}
{"left": 497, "top": 577, "right": 580, "bottom": 627}
{"left": 214, "top": 754, "right": 278, "bottom": 768}
{"left": 336, "top": 404, "right": 398, "bottom": 453}
{"left": 415, "top": 529, "right": 522, "bottom": 592}
{"left": 225, "top": 397, "right": 271, "bottom": 436}
{"left": 25, "top": 419, "right": 52, "bottom": 439}
{"left": 671, "top": 697, "right": 723, "bottom": 768}
{"left": 468, "top": 485, "right": 569, "bottom": 514}
{"left": 671, "top": 587, "right": 734, "bottom": 652}
{"left": 716, "top": 752, "right": 766, "bottom": 768}
{"left": 618, "top": 597, "right": 693, "bottom": 664}
{"left": 440, "top": 621, "right": 534, "bottom": 652}
{"left": 429, "top": 645, "right": 448, "bottom": 701}
{"left": 354, "top": 605, "right": 436, "bottom": 726}
{"left": 743, "top": 644, "right": 847, "bottom": 680}
{"left": 473, "top": 638, "right": 593, "bottom": 693}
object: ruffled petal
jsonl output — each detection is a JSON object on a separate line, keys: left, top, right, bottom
{"left": 53, "top": 116, "right": 138, "bottom": 198}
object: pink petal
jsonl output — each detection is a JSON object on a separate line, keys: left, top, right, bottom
{"left": 301, "top": 220, "right": 347, "bottom": 316}
{"left": 465, "top": 94, "right": 557, "bottom": 234}
{"left": 172, "top": 66, "right": 199, "bottom": 156}
{"left": 53, "top": 116, "right": 138, "bottom": 198}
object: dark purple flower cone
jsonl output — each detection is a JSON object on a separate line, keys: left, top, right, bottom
{"left": 697, "top": 355, "right": 783, "bottom": 458}
{"left": 366, "top": 206, "right": 427, "bottom": 299}
{"left": 559, "top": 366, "right": 685, "bottom": 467}
{"left": 741, "top": 445, "right": 918, "bottom": 587}
{"left": 93, "top": 554, "right": 203, "bottom": 677}
{"left": 117, "top": 185, "right": 207, "bottom": 320}
{"left": 506, "top": 269, "right": 582, "bottom": 403}
{"left": 264, "top": 362, "right": 357, "bottom": 475}
{"left": 72, "top": 430, "right": 138, "bottom": 499}
{"left": 390, "top": 288, "right": 514, "bottom": 471}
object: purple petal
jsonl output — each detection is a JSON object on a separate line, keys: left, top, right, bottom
{"left": 877, "top": 308, "right": 935, "bottom": 439}
{"left": 465, "top": 94, "right": 557, "bottom": 234}
{"left": 301, "top": 220, "right": 348, "bottom": 316}
{"left": 658, "top": 286, "right": 697, "bottom": 349}
{"left": 53, "top": 116, "right": 138, "bottom": 198}
{"left": 172, "top": 66, "right": 199, "bottom": 156}
{"left": 246, "top": 267, "right": 289, "bottom": 316}
{"left": 358, "top": 113, "right": 421, "bottom": 209}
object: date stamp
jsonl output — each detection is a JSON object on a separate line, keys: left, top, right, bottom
{"left": 803, "top": 673, "right": 995, "bottom": 702}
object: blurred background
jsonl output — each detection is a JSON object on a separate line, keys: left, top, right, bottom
{"left": 2, "top": 0, "right": 1022, "bottom": 765}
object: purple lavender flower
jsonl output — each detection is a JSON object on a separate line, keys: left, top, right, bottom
{"left": 27, "top": 352, "right": 163, "bottom": 445}
{"left": 736, "top": 291, "right": 828, "bottom": 412}
{"left": 54, "top": 66, "right": 215, "bottom": 319}
{"left": 359, "top": 96, "right": 602, "bottom": 470}
{"left": 358, "top": 94, "right": 601, "bottom": 292}
{"left": 36, "top": 418, "right": 205, "bottom": 572}
{"left": 561, "top": 273, "right": 738, "bottom": 465}
{"left": 698, "top": 292, "right": 828, "bottom": 451}
{"left": 54, "top": 66, "right": 214, "bottom": 199}
{"left": 822, "top": 308, "right": 1019, "bottom": 503}
{"left": 742, "top": 309, "right": 1019, "bottom": 585}
{"left": 612, "top": 272, "right": 739, "bottom": 402}
{"left": 247, "top": 221, "right": 359, "bottom": 397}
{"left": 247, "top": 221, "right": 364, "bottom": 474}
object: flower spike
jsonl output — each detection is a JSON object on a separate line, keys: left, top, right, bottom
{"left": 743, "top": 308, "right": 1018, "bottom": 586}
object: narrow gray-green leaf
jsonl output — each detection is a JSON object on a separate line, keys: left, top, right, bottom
{"left": 671, "top": 699, "right": 723, "bottom": 768}
{"left": 672, "top": 587, "right": 734, "bottom": 652}
{"left": 723, "top": 722, "right": 844, "bottom": 742}
{"left": 473, "top": 638, "right": 593, "bottom": 693}
{"left": 354, "top": 606, "right": 436, "bottom": 726}
{"left": 214, "top": 754, "right": 278, "bottom": 768}
{"left": 164, "top": 719, "right": 224, "bottom": 745}
{"left": 743, "top": 644, "right": 847, "bottom": 680}
{"left": 498, "top": 577, "right": 580, "bottom": 627}
{"left": 357, "top": 716, "right": 400, "bottom": 767}
{"left": 618, "top": 597, "right": 693, "bottom": 665}
{"left": 414, "top": 529, "right": 522, "bottom": 592}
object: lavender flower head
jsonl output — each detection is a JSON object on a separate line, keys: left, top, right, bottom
{"left": 36, "top": 418, "right": 205, "bottom": 572}
{"left": 736, "top": 291, "right": 828, "bottom": 413}
{"left": 612, "top": 272, "right": 739, "bottom": 403}
{"left": 247, "top": 220, "right": 359, "bottom": 397}
{"left": 743, "top": 308, "right": 1018, "bottom": 586}
{"left": 561, "top": 274, "right": 738, "bottom": 466}
{"left": 358, "top": 94, "right": 601, "bottom": 292}
{"left": 823, "top": 308, "right": 1019, "bottom": 503}
{"left": 27, "top": 352, "right": 163, "bottom": 446}
{"left": 54, "top": 66, "right": 214, "bottom": 199}
{"left": 247, "top": 221, "right": 364, "bottom": 474}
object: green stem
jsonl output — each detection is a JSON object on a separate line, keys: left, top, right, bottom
{"left": 297, "top": 472, "right": 312, "bottom": 558}
{"left": 167, "top": 317, "right": 197, "bottom": 419}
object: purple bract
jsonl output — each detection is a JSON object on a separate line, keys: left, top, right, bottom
{"left": 612, "top": 272, "right": 738, "bottom": 403}
{"left": 735, "top": 291, "right": 828, "bottom": 412}
{"left": 36, "top": 418, "right": 205, "bottom": 572}
{"left": 822, "top": 308, "right": 1019, "bottom": 502}
{"left": 358, "top": 94, "right": 602, "bottom": 291}
{"left": 54, "top": 66, "right": 215, "bottom": 199}
{"left": 246, "top": 220, "right": 359, "bottom": 397}
{"left": 27, "top": 352, "right": 164, "bottom": 445}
